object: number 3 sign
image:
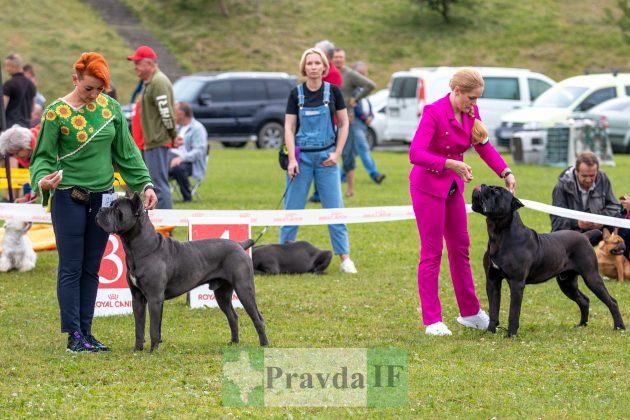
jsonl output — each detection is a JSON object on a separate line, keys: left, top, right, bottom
{"left": 188, "top": 217, "right": 251, "bottom": 309}
{"left": 95, "top": 234, "right": 133, "bottom": 316}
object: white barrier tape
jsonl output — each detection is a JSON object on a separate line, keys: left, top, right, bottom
{"left": 1, "top": 201, "right": 629, "bottom": 229}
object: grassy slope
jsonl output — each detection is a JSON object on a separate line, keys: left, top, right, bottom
{"left": 122, "top": 0, "right": 630, "bottom": 89}
{"left": 0, "top": 0, "right": 140, "bottom": 104}
{"left": 0, "top": 148, "right": 629, "bottom": 417}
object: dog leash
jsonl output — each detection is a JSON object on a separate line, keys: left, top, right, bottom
{"left": 252, "top": 179, "right": 293, "bottom": 245}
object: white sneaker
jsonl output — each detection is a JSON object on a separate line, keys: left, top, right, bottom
{"left": 457, "top": 309, "right": 490, "bottom": 330}
{"left": 339, "top": 258, "right": 357, "bottom": 273}
{"left": 425, "top": 321, "right": 452, "bottom": 336}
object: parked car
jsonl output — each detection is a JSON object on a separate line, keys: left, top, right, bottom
{"left": 571, "top": 96, "right": 630, "bottom": 153}
{"left": 498, "top": 73, "right": 630, "bottom": 147}
{"left": 384, "top": 67, "right": 555, "bottom": 146}
{"left": 364, "top": 89, "right": 389, "bottom": 149}
{"left": 172, "top": 72, "right": 297, "bottom": 148}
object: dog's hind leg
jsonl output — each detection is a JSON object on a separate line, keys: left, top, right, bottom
{"left": 215, "top": 283, "right": 239, "bottom": 344}
{"left": 312, "top": 251, "right": 333, "bottom": 274}
{"left": 233, "top": 280, "right": 269, "bottom": 346}
{"left": 581, "top": 272, "right": 626, "bottom": 330}
{"left": 556, "top": 273, "right": 590, "bottom": 327}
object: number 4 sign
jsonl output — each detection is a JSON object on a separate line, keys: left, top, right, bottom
{"left": 188, "top": 217, "right": 251, "bottom": 309}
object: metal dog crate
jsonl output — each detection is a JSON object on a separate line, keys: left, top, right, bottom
{"left": 544, "top": 122, "right": 615, "bottom": 167}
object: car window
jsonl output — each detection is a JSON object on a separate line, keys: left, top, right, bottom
{"left": 233, "top": 80, "right": 268, "bottom": 101}
{"left": 202, "top": 81, "right": 232, "bottom": 102}
{"left": 626, "top": 86, "right": 630, "bottom": 96}
{"left": 527, "top": 78, "right": 553, "bottom": 101}
{"left": 590, "top": 98, "right": 630, "bottom": 112}
{"left": 533, "top": 85, "right": 588, "bottom": 107}
{"left": 173, "top": 78, "right": 206, "bottom": 102}
{"left": 390, "top": 77, "right": 418, "bottom": 98}
{"left": 576, "top": 87, "right": 616, "bottom": 111}
{"left": 482, "top": 77, "right": 520, "bottom": 100}
{"left": 266, "top": 79, "right": 292, "bottom": 100}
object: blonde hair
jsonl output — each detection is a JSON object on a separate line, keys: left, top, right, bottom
{"left": 450, "top": 67, "right": 484, "bottom": 117}
{"left": 471, "top": 119, "right": 488, "bottom": 145}
{"left": 298, "top": 48, "right": 329, "bottom": 77}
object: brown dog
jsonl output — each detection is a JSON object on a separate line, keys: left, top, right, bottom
{"left": 596, "top": 228, "right": 630, "bottom": 283}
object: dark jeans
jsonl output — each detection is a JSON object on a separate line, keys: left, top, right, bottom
{"left": 51, "top": 188, "right": 110, "bottom": 335}
{"left": 169, "top": 162, "right": 193, "bottom": 201}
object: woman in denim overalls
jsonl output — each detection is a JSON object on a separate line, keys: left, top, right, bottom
{"left": 280, "top": 47, "right": 357, "bottom": 273}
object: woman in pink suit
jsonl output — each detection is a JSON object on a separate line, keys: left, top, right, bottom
{"left": 409, "top": 68, "right": 516, "bottom": 336}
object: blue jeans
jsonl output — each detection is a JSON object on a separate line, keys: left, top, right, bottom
{"left": 280, "top": 150, "right": 350, "bottom": 255}
{"left": 51, "top": 188, "right": 111, "bottom": 334}
{"left": 342, "top": 120, "right": 381, "bottom": 180}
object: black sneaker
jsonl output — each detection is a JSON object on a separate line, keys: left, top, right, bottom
{"left": 67, "top": 331, "right": 98, "bottom": 353}
{"left": 374, "top": 174, "right": 386, "bottom": 184}
{"left": 85, "top": 334, "right": 110, "bottom": 351}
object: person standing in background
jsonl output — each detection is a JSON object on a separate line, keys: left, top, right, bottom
{"left": 23, "top": 63, "right": 46, "bottom": 107}
{"left": 127, "top": 45, "right": 176, "bottom": 209}
{"left": 3, "top": 54, "right": 36, "bottom": 128}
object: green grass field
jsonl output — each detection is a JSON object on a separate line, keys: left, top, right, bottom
{"left": 0, "top": 147, "right": 628, "bottom": 417}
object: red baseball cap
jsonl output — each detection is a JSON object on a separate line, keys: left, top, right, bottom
{"left": 127, "top": 45, "right": 157, "bottom": 61}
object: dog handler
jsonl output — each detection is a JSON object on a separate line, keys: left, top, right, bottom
{"left": 409, "top": 68, "right": 516, "bottom": 336}
{"left": 29, "top": 52, "right": 157, "bottom": 352}
{"left": 280, "top": 47, "right": 357, "bottom": 273}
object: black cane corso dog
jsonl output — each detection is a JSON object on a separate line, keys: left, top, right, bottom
{"left": 96, "top": 193, "right": 268, "bottom": 351}
{"left": 471, "top": 185, "right": 625, "bottom": 337}
{"left": 252, "top": 241, "right": 332, "bottom": 274}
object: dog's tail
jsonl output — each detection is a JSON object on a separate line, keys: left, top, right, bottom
{"left": 240, "top": 239, "right": 255, "bottom": 251}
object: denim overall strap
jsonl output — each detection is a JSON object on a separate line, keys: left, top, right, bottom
{"left": 295, "top": 82, "right": 336, "bottom": 150}
{"left": 297, "top": 83, "right": 305, "bottom": 109}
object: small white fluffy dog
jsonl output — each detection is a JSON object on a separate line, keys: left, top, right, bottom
{"left": 0, "top": 219, "right": 37, "bottom": 272}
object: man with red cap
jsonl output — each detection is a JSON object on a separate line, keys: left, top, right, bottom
{"left": 127, "top": 45, "right": 176, "bottom": 209}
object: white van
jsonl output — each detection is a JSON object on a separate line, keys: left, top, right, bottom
{"left": 384, "top": 67, "right": 555, "bottom": 146}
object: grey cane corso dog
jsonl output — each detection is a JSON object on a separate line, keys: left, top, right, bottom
{"left": 253, "top": 241, "right": 333, "bottom": 274}
{"left": 96, "top": 193, "right": 268, "bottom": 351}
{"left": 471, "top": 185, "right": 625, "bottom": 337}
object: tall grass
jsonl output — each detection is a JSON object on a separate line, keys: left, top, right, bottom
{"left": 0, "top": 147, "right": 628, "bottom": 417}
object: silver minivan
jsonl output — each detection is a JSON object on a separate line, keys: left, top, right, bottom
{"left": 384, "top": 66, "right": 555, "bottom": 146}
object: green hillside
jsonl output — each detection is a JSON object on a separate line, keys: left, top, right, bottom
{"left": 2, "top": 0, "right": 630, "bottom": 104}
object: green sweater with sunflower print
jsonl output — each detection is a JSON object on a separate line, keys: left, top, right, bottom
{"left": 30, "top": 93, "right": 153, "bottom": 206}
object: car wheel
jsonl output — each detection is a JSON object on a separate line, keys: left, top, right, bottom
{"left": 256, "top": 121, "right": 284, "bottom": 149}
{"left": 366, "top": 127, "right": 377, "bottom": 150}
{"left": 221, "top": 142, "right": 247, "bottom": 148}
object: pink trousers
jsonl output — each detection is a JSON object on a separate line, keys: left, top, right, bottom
{"left": 410, "top": 184, "right": 480, "bottom": 325}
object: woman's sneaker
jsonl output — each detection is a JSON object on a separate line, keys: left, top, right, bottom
{"left": 340, "top": 258, "right": 357, "bottom": 273}
{"left": 67, "top": 331, "right": 98, "bottom": 353}
{"left": 85, "top": 334, "right": 110, "bottom": 351}
{"left": 425, "top": 321, "right": 452, "bottom": 336}
{"left": 457, "top": 309, "right": 490, "bottom": 330}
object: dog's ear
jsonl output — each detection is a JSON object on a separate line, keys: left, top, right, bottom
{"left": 511, "top": 195, "right": 524, "bottom": 210}
{"left": 603, "top": 228, "right": 611, "bottom": 240}
{"left": 613, "top": 227, "right": 619, "bottom": 236}
{"left": 131, "top": 192, "right": 144, "bottom": 216}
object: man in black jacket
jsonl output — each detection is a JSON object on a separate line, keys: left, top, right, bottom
{"left": 551, "top": 151, "right": 620, "bottom": 245}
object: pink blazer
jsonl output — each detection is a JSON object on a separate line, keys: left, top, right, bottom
{"left": 409, "top": 93, "right": 507, "bottom": 198}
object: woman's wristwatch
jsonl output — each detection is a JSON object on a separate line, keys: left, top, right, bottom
{"left": 502, "top": 170, "right": 513, "bottom": 179}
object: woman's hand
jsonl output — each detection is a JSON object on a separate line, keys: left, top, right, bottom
{"left": 287, "top": 158, "right": 299, "bottom": 180}
{"left": 504, "top": 173, "right": 516, "bottom": 193}
{"left": 620, "top": 194, "right": 630, "bottom": 212}
{"left": 39, "top": 170, "right": 63, "bottom": 191}
{"left": 446, "top": 159, "right": 473, "bottom": 183}
{"left": 322, "top": 151, "right": 339, "bottom": 167}
{"left": 143, "top": 188, "right": 158, "bottom": 210}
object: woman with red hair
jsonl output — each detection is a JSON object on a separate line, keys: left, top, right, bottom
{"left": 30, "top": 52, "right": 157, "bottom": 353}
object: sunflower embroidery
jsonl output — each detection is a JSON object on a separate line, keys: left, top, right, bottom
{"left": 60, "top": 126, "right": 70, "bottom": 135}
{"left": 56, "top": 104, "right": 72, "bottom": 119}
{"left": 71, "top": 115, "right": 87, "bottom": 130}
{"left": 89, "top": 127, "right": 94, "bottom": 133}
{"left": 78, "top": 108, "right": 84, "bottom": 114}
{"left": 96, "top": 95, "right": 108, "bottom": 107}
{"left": 86, "top": 102, "right": 97, "bottom": 112}
{"left": 76, "top": 131, "right": 88, "bottom": 143}
{"left": 101, "top": 108, "right": 113, "bottom": 119}
{"left": 45, "top": 110, "right": 56, "bottom": 121}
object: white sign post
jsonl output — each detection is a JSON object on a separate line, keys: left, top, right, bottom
{"left": 187, "top": 217, "right": 251, "bottom": 309}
